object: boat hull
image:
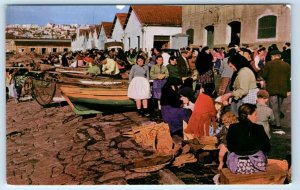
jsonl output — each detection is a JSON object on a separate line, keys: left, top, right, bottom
{"left": 60, "top": 85, "right": 135, "bottom": 115}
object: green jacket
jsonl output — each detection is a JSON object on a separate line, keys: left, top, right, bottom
{"left": 150, "top": 64, "right": 169, "bottom": 79}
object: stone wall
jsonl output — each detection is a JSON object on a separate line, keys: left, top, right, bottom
{"left": 182, "top": 5, "right": 291, "bottom": 49}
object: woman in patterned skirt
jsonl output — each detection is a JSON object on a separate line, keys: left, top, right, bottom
{"left": 226, "top": 103, "right": 270, "bottom": 174}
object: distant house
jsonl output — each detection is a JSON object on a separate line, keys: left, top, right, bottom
{"left": 7, "top": 38, "right": 71, "bottom": 54}
{"left": 97, "top": 22, "right": 114, "bottom": 50}
{"left": 111, "top": 13, "right": 128, "bottom": 45}
{"left": 86, "top": 25, "right": 101, "bottom": 49}
{"left": 71, "top": 27, "right": 90, "bottom": 51}
{"left": 123, "top": 5, "right": 182, "bottom": 51}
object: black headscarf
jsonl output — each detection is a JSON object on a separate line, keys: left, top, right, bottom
{"left": 160, "top": 77, "right": 183, "bottom": 107}
{"left": 228, "top": 53, "right": 257, "bottom": 91}
{"left": 195, "top": 46, "right": 214, "bottom": 75}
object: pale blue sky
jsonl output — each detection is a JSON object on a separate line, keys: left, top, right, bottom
{"left": 6, "top": 5, "right": 129, "bottom": 26}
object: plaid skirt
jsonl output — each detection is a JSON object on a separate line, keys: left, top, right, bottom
{"left": 241, "top": 88, "right": 259, "bottom": 104}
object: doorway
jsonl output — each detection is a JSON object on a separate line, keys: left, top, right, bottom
{"left": 228, "top": 21, "right": 241, "bottom": 46}
{"left": 205, "top": 25, "right": 214, "bottom": 48}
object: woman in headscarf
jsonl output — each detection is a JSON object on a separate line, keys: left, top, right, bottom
{"left": 160, "top": 77, "right": 190, "bottom": 137}
{"left": 222, "top": 54, "right": 258, "bottom": 115}
{"left": 195, "top": 46, "right": 215, "bottom": 88}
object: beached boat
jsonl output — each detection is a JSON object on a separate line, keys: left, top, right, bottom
{"left": 59, "top": 80, "right": 135, "bottom": 115}
{"left": 31, "top": 74, "right": 135, "bottom": 115}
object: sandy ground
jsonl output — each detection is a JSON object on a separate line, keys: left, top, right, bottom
{"left": 5, "top": 94, "right": 291, "bottom": 185}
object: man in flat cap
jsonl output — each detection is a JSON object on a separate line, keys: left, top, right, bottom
{"left": 262, "top": 49, "right": 291, "bottom": 130}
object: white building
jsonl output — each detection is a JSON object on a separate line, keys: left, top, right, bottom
{"left": 86, "top": 25, "right": 100, "bottom": 49}
{"left": 123, "top": 5, "right": 182, "bottom": 51}
{"left": 111, "top": 13, "right": 128, "bottom": 44}
{"left": 97, "top": 22, "right": 113, "bottom": 50}
{"left": 71, "top": 27, "right": 89, "bottom": 51}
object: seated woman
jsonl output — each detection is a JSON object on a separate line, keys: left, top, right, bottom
{"left": 85, "top": 57, "right": 100, "bottom": 76}
{"left": 178, "top": 77, "right": 196, "bottom": 116}
{"left": 101, "top": 54, "right": 120, "bottom": 77}
{"left": 184, "top": 83, "right": 217, "bottom": 139}
{"left": 226, "top": 103, "right": 270, "bottom": 174}
{"left": 160, "top": 77, "right": 190, "bottom": 138}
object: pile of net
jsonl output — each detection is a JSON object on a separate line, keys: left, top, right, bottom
{"left": 123, "top": 122, "right": 200, "bottom": 172}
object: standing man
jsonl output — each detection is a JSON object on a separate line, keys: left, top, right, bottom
{"left": 262, "top": 50, "right": 291, "bottom": 129}
{"left": 177, "top": 49, "right": 191, "bottom": 79}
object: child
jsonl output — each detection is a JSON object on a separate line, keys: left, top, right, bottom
{"left": 216, "top": 111, "right": 238, "bottom": 170}
{"left": 256, "top": 89, "right": 275, "bottom": 138}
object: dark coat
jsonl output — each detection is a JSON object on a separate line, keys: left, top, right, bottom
{"left": 227, "top": 119, "right": 270, "bottom": 155}
{"left": 262, "top": 59, "right": 291, "bottom": 97}
{"left": 176, "top": 56, "right": 189, "bottom": 78}
{"left": 281, "top": 48, "right": 291, "bottom": 65}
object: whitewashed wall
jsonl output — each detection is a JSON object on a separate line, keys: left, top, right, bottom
{"left": 86, "top": 32, "right": 93, "bottom": 49}
{"left": 143, "top": 26, "right": 182, "bottom": 51}
{"left": 92, "top": 30, "right": 99, "bottom": 49}
{"left": 98, "top": 25, "right": 108, "bottom": 50}
{"left": 71, "top": 28, "right": 86, "bottom": 51}
{"left": 124, "top": 11, "right": 143, "bottom": 51}
{"left": 112, "top": 19, "right": 125, "bottom": 43}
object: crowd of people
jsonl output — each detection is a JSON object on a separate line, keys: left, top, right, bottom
{"left": 124, "top": 42, "right": 291, "bottom": 174}
{"left": 6, "top": 42, "right": 291, "bottom": 175}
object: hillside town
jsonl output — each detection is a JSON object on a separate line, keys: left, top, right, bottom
{"left": 6, "top": 4, "right": 292, "bottom": 186}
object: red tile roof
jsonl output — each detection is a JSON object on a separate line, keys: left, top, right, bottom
{"left": 95, "top": 24, "right": 101, "bottom": 35}
{"left": 126, "top": 5, "right": 182, "bottom": 27}
{"left": 112, "top": 13, "right": 128, "bottom": 33}
{"left": 117, "top": 13, "right": 128, "bottom": 29}
{"left": 79, "top": 29, "right": 90, "bottom": 37}
{"left": 101, "top": 22, "right": 113, "bottom": 38}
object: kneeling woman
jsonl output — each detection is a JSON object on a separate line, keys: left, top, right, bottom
{"left": 160, "top": 77, "right": 190, "bottom": 137}
{"left": 226, "top": 103, "right": 270, "bottom": 174}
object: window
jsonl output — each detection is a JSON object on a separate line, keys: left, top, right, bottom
{"left": 53, "top": 48, "right": 57, "bottom": 53}
{"left": 137, "top": 36, "right": 140, "bottom": 50}
{"left": 258, "top": 15, "right": 277, "bottom": 39}
{"left": 30, "top": 48, "right": 35, "bottom": 52}
{"left": 186, "top": 29, "right": 194, "bottom": 45}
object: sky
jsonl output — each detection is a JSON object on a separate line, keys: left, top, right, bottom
{"left": 6, "top": 5, "right": 129, "bottom": 26}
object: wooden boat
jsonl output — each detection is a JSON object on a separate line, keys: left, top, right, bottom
{"left": 31, "top": 74, "right": 135, "bottom": 115}
{"left": 59, "top": 81, "right": 135, "bottom": 115}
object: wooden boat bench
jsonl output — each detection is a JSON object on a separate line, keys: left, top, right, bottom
{"left": 219, "top": 159, "right": 289, "bottom": 184}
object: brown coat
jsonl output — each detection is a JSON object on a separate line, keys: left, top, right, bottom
{"left": 262, "top": 59, "right": 291, "bottom": 97}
